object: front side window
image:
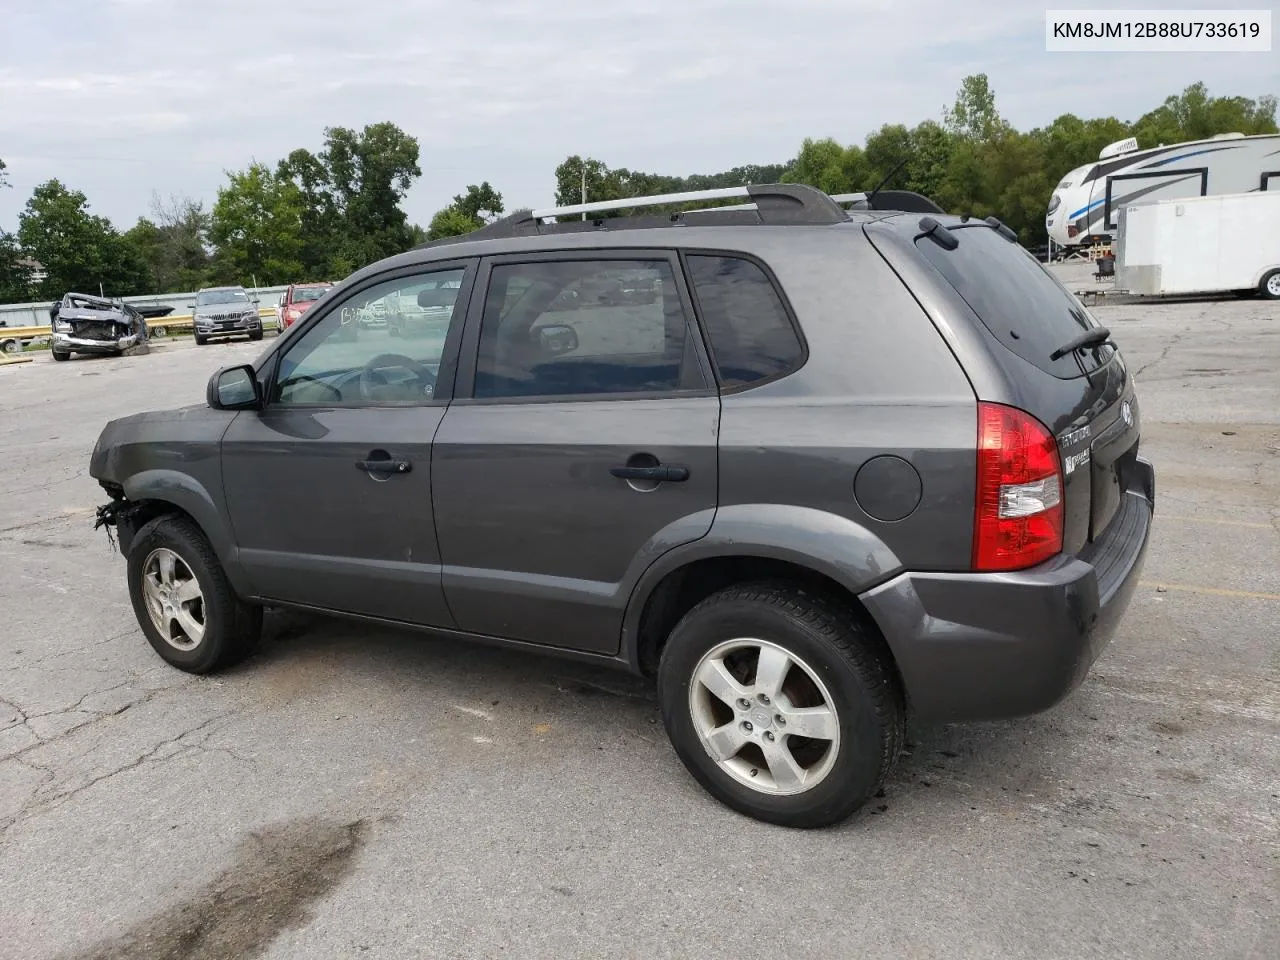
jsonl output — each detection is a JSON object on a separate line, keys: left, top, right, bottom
{"left": 473, "top": 259, "right": 704, "bottom": 399}
{"left": 686, "top": 255, "right": 804, "bottom": 388}
{"left": 272, "top": 268, "right": 466, "bottom": 406}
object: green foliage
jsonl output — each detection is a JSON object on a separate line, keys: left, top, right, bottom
{"left": 16, "top": 180, "right": 151, "bottom": 299}
{"left": 427, "top": 206, "right": 483, "bottom": 241}
{"left": 209, "top": 163, "right": 306, "bottom": 285}
{"left": 0, "top": 230, "right": 34, "bottom": 302}
{"left": 122, "top": 194, "right": 214, "bottom": 293}
{"left": 264, "top": 122, "right": 422, "bottom": 279}
{"left": 424, "top": 182, "right": 507, "bottom": 241}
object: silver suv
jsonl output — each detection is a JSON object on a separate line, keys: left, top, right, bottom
{"left": 90, "top": 184, "right": 1154, "bottom": 828}
{"left": 190, "top": 286, "right": 262, "bottom": 345}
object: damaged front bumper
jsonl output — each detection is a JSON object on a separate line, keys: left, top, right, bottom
{"left": 94, "top": 494, "right": 146, "bottom": 554}
{"left": 54, "top": 332, "right": 141, "bottom": 353}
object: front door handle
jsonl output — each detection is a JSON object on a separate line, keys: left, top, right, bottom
{"left": 610, "top": 464, "right": 689, "bottom": 483}
{"left": 356, "top": 457, "right": 412, "bottom": 475}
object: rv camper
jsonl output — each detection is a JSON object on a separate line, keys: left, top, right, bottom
{"left": 1046, "top": 133, "right": 1280, "bottom": 252}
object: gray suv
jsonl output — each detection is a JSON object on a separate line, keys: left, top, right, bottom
{"left": 90, "top": 185, "right": 1154, "bottom": 828}
{"left": 190, "top": 285, "right": 263, "bottom": 345}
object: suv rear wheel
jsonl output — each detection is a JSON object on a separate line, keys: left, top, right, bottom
{"left": 126, "top": 514, "right": 262, "bottom": 673}
{"left": 657, "top": 583, "right": 904, "bottom": 828}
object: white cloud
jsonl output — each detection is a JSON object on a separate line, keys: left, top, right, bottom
{"left": 0, "top": 0, "right": 1273, "bottom": 231}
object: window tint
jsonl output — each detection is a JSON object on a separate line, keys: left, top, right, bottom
{"left": 272, "top": 268, "right": 465, "bottom": 406}
{"left": 915, "top": 226, "right": 1112, "bottom": 379}
{"left": 473, "top": 259, "right": 704, "bottom": 399}
{"left": 686, "top": 255, "right": 804, "bottom": 388}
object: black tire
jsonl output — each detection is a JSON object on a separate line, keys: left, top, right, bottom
{"left": 658, "top": 582, "right": 904, "bottom": 829}
{"left": 195, "top": 334, "right": 208, "bottom": 346}
{"left": 51, "top": 349, "right": 71, "bottom": 362}
{"left": 126, "top": 514, "right": 262, "bottom": 673}
{"left": 249, "top": 330, "right": 263, "bottom": 341}
{"left": 1259, "top": 269, "right": 1280, "bottom": 301}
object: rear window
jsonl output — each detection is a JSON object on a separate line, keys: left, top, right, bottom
{"left": 915, "top": 225, "right": 1112, "bottom": 379}
{"left": 686, "top": 255, "right": 804, "bottom": 388}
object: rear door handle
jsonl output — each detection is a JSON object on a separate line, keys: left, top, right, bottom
{"left": 356, "top": 458, "right": 412, "bottom": 475}
{"left": 610, "top": 465, "right": 689, "bottom": 482}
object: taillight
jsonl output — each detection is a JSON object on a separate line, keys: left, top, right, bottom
{"left": 973, "top": 402, "right": 1064, "bottom": 571}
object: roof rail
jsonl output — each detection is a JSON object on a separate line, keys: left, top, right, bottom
{"left": 417, "top": 183, "right": 848, "bottom": 247}
{"left": 689, "top": 189, "right": 945, "bottom": 216}
{"left": 530, "top": 184, "right": 847, "bottom": 224}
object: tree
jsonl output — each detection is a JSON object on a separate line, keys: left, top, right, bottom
{"left": 0, "top": 156, "right": 9, "bottom": 190}
{"left": 424, "top": 182, "right": 507, "bottom": 241}
{"left": 452, "top": 182, "right": 504, "bottom": 224}
{"left": 123, "top": 193, "right": 213, "bottom": 292}
{"left": 782, "top": 138, "right": 870, "bottom": 194}
{"left": 426, "top": 206, "right": 483, "bottom": 241}
{"left": 1131, "top": 82, "right": 1278, "bottom": 146}
{"left": 16, "top": 180, "right": 151, "bottom": 299}
{"left": 209, "top": 162, "right": 306, "bottom": 285}
{"left": 943, "top": 73, "right": 1007, "bottom": 142}
{"left": 273, "top": 122, "right": 423, "bottom": 277}
{"left": 0, "top": 230, "right": 34, "bottom": 303}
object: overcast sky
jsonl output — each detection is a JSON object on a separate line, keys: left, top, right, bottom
{"left": 0, "top": 0, "right": 1274, "bottom": 232}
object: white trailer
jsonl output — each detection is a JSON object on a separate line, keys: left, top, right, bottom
{"left": 1114, "top": 191, "right": 1280, "bottom": 299}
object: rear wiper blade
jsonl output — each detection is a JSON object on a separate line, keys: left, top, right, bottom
{"left": 1049, "top": 326, "right": 1112, "bottom": 362}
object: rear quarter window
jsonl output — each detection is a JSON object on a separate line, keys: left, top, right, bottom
{"left": 915, "top": 225, "right": 1113, "bottom": 379}
{"left": 686, "top": 254, "right": 804, "bottom": 388}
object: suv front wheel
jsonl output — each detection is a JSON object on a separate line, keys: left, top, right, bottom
{"left": 126, "top": 514, "right": 263, "bottom": 673}
{"left": 657, "top": 583, "right": 904, "bottom": 828}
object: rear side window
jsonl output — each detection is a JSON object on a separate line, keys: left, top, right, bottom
{"left": 686, "top": 255, "right": 804, "bottom": 388}
{"left": 473, "top": 259, "right": 705, "bottom": 399}
{"left": 915, "top": 226, "right": 1112, "bottom": 379}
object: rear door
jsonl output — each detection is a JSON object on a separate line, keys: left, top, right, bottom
{"left": 431, "top": 252, "right": 720, "bottom": 654}
{"left": 904, "top": 224, "right": 1141, "bottom": 552}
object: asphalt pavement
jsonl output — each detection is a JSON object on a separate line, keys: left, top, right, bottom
{"left": 0, "top": 293, "right": 1276, "bottom": 960}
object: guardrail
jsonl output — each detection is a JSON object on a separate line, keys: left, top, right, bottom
{"left": 0, "top": 308, "right": 281, "bottom": 342}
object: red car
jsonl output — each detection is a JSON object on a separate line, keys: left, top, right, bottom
{"left": 276, "top": 283, "right": 333, "bottom": 331}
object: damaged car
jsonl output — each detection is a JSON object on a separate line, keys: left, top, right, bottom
{"left": 50, "top": 293, "right": 149, "bottom": 362}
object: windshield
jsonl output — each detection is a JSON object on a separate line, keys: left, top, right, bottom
{"left": 293, "top": 286, "right": 330, "bottom": 303}
{"left": 197, "top": 289, "right": 249, "bottom": 306}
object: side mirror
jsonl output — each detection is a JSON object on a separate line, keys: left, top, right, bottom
{"left": 535, "top": 324, "right": 578, "bottom": 356}
{"left": 207, "top": 364, "right": 262, "bottom": 410}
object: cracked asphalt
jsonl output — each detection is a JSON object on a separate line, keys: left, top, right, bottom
{"left": 1, "top": 283, "right": 1277, "bottom": 960}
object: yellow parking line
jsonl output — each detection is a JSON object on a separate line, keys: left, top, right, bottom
{"left": 1159, "top": 515, "right": 1274, "bottom": 530}
{"left": 1141, "top": 581, "right": 1280, "bottom": 602}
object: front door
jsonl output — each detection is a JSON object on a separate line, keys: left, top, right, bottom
{"left": 432, "top": 253, "right": 720, "bottom": 654}
{"left": 220, "top": 262, "right": 474, "bottom": 625}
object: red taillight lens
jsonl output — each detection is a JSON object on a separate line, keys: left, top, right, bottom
{"left": 973, "top": 402, "right": 1064, "bottom": 571}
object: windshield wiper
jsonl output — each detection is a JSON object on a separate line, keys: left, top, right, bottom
{"left": 1049, "top": 326, "right": 1112, "bottom": 362}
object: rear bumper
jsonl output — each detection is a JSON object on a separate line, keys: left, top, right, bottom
{"left": 861, "top": 457, "right": 1154, "bottom": 723}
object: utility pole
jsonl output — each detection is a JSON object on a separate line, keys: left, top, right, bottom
{"left": 581, "top": 164, "right": 587, "bottom": 220}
